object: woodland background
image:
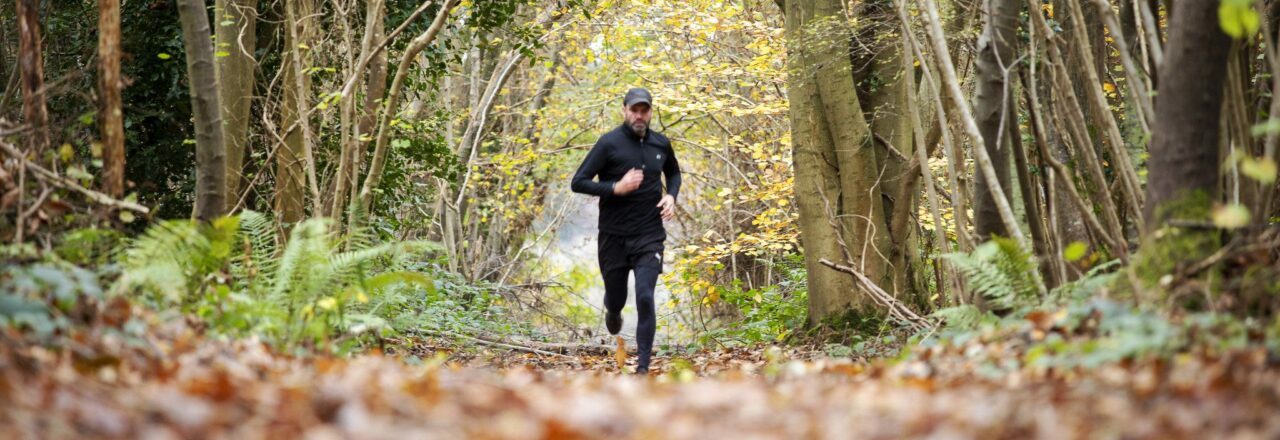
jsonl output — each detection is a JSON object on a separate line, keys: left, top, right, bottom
{"left": 1, "top": 0, "right": 1279, "bottom": 437}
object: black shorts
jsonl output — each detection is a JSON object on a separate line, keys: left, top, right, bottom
{"left": 597, "top": 229, "right": 666, "bottom": 274}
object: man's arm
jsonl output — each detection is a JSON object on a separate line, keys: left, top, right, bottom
{"left": 662, "top": 141, "right": 682, "bottom": 200}
{"left": 571, "top": 140, "right": 615, "bottom": 196}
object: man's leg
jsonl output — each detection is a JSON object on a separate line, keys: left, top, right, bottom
{"left": 598, "top": 233, "right": 628, "bottom": 335}
{"left": 632, "top": 262, "right": 660, "bottom": 372}
{"left": 601, "top": 266, "right": 629, "bottom": 334}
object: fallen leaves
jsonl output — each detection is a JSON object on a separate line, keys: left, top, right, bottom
{"left": 2, "top": 305, "right": 1280, "bottom": 439}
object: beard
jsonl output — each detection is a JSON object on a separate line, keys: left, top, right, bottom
{"left": 628, "top": 120, "right": 648, "bottom": 137}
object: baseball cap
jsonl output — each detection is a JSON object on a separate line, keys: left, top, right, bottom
{"left": 623, "top": 87, "right": 652, "bottom": 107}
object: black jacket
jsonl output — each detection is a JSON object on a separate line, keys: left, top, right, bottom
{"left": 571, "top": 123, "right": 682, "bottom": 236}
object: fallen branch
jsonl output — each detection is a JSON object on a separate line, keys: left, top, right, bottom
{"left": 820, "top": 258, "right": 933, "bottom": 330}
{"left": 410, "top": 329, "right": 628, "bottom": 357}
{"left": 411, "top": 329, "right": 568, "bottom": 357}
{"left": 0, "top": 139, "right": 149, "bottom": 214}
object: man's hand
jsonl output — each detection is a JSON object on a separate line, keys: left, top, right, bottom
{"left": 657, "top": 194, "right": 676, "bottom": 221}
{"left": 613, "top": 168, "right": 643, "bottom": 195}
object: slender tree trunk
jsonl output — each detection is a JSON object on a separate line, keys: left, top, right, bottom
{"left": 275, "top": 0, "right": 310, "bottom": 223}
{"left": 358, "top": 0, "right": 459, "bottom": 212}
{"left": 864, "top": 27, "right": 916, "bottom": 298}
{"left": 332, "top": 0, "right": 385, "bottom": 219}
{"left": 1144, "top": 0, "right": 1231, "bottom": 227}
{"left": 972, "top": 0, "right": 1019, "bottom": 240}
{"left": 177, "top": 0, "right": 228, "bottom": 222}
{"left": 215, "top": 0, "right": 257, "bottom": 207}
{"left": 98, "top": 0, "right": 125, "bottom": 198}
{"left": 16, "top": 0, "right": 48, "bottom": 155}
{"left": 285, "top": 0, "right": 321, "bottom": 215}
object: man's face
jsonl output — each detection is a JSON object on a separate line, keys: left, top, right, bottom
{"left": 623, "top": 103, "right": 651, "bottom": 136}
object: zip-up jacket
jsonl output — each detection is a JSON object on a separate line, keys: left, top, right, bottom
{"left": 571, "top": 123, "right": 682, "bottom": 236}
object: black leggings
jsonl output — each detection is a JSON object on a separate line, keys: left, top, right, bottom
{"left": 598, "top": 230, "right": 665, "bottom": 369}
{"left": 603, "top": 264, "right": 660, "bottom": 367}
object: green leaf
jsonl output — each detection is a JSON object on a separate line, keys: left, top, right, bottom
{"left": 1212, "top": 204, "right": 1251, "bottom": 229}
{"left": 1219, "top": 1, "right": 1260, "bottom": 39}
{"left": 1062, "top": 241, "right": 1089, "bottom": 262}
{"left": 215, "top": 50, "right": 231, "bottom": 58}
{"left": 119, "top": 211, "right": 136, "bottom": 224}
{"left": 1240, "top": 157, "right": 1278, "bottom": 184}
{"left": 1249, "top": 118, "right": 1280, "bottom": 137}
{"left": 157, "top": 53, "right": 171, "bottom": 60}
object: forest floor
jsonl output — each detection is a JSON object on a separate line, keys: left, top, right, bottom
{"left": 3, "top": 299, "right": 1280, "bottom": 439}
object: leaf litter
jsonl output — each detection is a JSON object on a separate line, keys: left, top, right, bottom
{"left": 2, "top": 301, "right": 1279, "bottom": 439}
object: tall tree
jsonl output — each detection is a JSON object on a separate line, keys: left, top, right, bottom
{"left": 1143, "top": 0, "right": 1231, "bottom": 226}
{"left": 972, "top": 0, "right": 1019, "bottom": 239}
{"left": 177, "top": 0, "right": 228, "bottom": 222}
{"left": 786, "top": 0, "right": 905, "bottom": 323}
{"left": 98, "top": 0, "right": 125, "bottom": 199}
{"left": 16, "top": 0, "right": 48, "bottom": 155}
{"left": 330, "top": 0, "right": 387, "bottom": 219}
{"left": 358, "top": 0, "right": 459, "bottom": 213}
{"left": 785, "top": 0, "right": 858, "bottom": 324}
{"left": 215, "top": 0, "right": 257, "bottom": 208}
{"left": 275, "top": 0, "right": 313, "bottom": 224}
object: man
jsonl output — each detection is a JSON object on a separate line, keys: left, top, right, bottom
{"left": 570, "top": 87, "right": 681, "bottom": 375}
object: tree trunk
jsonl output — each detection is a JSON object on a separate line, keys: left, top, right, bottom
{"left": 358, "top": 0, "right": 459, "bottom": 212}
{"left": 1143, "top": 0, "right": 1231, "bottom": 227}
{"left": 864, "top": 27, "right": 916, "bottom": 298}
{"left": 16, "top": 0, "right": 48, "bottom": 155}
{"left": 784, "top": 0, "right": 861, "bottom": 325}
{"left": 285, "top": 0, "right": 321, "bottom": 215}
{"left": 177, "top": 0, "right": 228, "bottom": 222}
{"left": 972, "top": 0, "right": 1019, "bottom": 240}
{"left": 332, "top": 0, "right": 386, "bottom": 220}
{"left": 98, "top": 0, "right": 125, "bottom": 198}
{"left": 275, "top": 0, "right": 312, "bottom": 224}
{"left": 215, "top": 0, "right": 257, "bottom": 208}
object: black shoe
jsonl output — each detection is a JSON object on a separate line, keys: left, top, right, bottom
{"left": 634, "top": 366, "right": 650, "bottom": 375}
{"left": 605, "top": 310, "right": 622, "bottom": 335}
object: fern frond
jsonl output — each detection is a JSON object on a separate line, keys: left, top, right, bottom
{"left": 943, "top": 237, "right": 1040, "bottom": 310}
{"left": 930, "top": 304, "right": 989, "bottom": 330}
{"left": 230, "top": 210, "right": 279, "bottom": 294}
{"left": 269, "top": 218, "right": 334, "bottom": 308}
{"left": 117, "top": 219, "right": 207, "bottom": 301}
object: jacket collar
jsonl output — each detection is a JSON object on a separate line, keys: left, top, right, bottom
{"left": 618, "top": 122, "right": 646, "bottom": 141}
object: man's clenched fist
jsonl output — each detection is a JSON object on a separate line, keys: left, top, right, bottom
{"left": 613, "top": 168, "right": 643, "bottom": 195}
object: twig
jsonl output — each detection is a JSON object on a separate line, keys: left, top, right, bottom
{"left": 0, "top": 140, "right": 149, "bottom": 214}
{"left": 412, "top": 329, "right": 569, "bottom": 357}
{"left": 819, "top": 258, "right": 932, "bottom": 329}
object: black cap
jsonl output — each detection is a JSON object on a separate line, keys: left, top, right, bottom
{"left": 623, "top": 87, "right": 652, "bottom": 108}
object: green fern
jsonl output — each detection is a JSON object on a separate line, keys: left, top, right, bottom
{"left": 117, "top": 216, "right": 238, "bottom": 302}
{"left": 117, "top": 211, "right": 441, "bottom": 345}
{"left": 1049, "top": 259, "right": 1121, "bottom": 303}
{"left": 930, "top": 304, "right": 990, "bottom": 330}
{"left": 231, "top": 210, "right": 278, "bottom": 290}
{"left": 943, "top": 236, "right": 1041, "bottom": 311}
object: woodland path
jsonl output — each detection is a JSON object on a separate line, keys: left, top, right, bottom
{"left": 3, "top": 309, "right": 1278, "bottom": 439}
